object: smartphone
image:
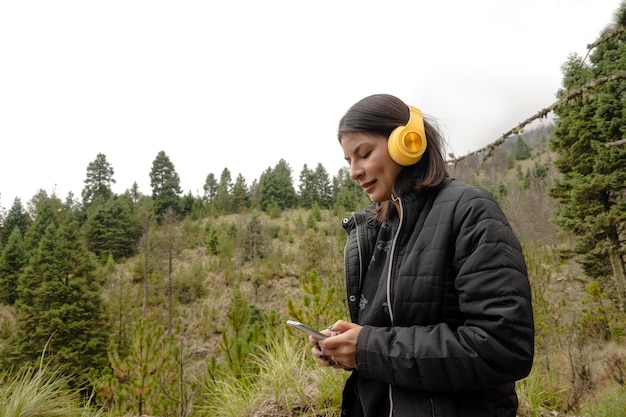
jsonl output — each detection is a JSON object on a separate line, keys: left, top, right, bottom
{"left": 286, "top": 320, "right": 328, "bottom": 339}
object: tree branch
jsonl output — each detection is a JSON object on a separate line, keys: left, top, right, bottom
{"left": 606, "top": 139, "right": 626, "bottom": 148}
{"left": 586, "top": 25, "right": 626, "bottom": 50}
{"left": 448, "top": 71, "right": 626, "bottom": 164}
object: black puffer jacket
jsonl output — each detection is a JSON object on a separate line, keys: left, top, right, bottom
{"left": 340, "top": 179, "right": 534, "bottom": 417}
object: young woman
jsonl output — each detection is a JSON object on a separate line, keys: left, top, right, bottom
{"left": 311, "top": 94, "right": 534, "bottom": 417}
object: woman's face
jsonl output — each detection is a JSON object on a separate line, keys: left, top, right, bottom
{"left": 341, "top": 132, "right": 403, "bottom": 203}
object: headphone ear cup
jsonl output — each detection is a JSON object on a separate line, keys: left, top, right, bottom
{"left": 388, "top": 106, "right": 427, "bottom": 166}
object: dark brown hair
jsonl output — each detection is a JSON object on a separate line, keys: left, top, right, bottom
{"left": 338, "top": 94, "right": 448, "bottom": 221}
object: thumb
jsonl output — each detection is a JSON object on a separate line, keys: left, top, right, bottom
{"left": 329, "top": 319, "right": 352, "bottom": 333}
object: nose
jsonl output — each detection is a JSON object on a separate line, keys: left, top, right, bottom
{"left": 350, "top": 163, "right": 363, "bottom": 181}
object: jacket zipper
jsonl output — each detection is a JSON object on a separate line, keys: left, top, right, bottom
{"left": 387, "top": 195, "right": 404, "bottom": 416}
{"left": 354, "top": 213, "right": 364, "bottom": 290}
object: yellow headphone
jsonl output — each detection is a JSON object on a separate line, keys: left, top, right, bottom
{"left": 387, "top": 105, "right": 427, "bottom": 166}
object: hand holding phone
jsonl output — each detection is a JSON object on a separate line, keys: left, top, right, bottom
{"left": 286, "top": 320, "right": 328, "bottom": 339}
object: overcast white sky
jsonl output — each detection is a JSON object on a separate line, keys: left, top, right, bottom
{"left": 0, "top": 0, "right": 622, "bottom": 208}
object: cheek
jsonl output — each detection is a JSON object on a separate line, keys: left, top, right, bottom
{"left": 381, "top": 156, "right": 403, "bottom": 180}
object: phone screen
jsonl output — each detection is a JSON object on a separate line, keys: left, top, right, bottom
{"left": 286, "top": 320, "right": 328, "bottom": 339}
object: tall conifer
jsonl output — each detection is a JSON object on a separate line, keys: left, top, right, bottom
{"left": 150, "top": 151, "right": 182, "bottom": 220}
{"left": 549, "top": 10, "right": 626, "bottom": 308}
{"left": 12, "top": 210, "right": 109, "bottom": 389}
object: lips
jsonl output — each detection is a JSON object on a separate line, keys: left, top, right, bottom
{"left": 361, "top": 180, "right": 376, "bottom": 193}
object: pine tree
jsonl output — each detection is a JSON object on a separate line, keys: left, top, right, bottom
{"left": 178, "top": 190, "right": 196, "bottom": 218}
{"left": 298, "top": 164, "right": 315, "bottom": 208}
{"left": 231, "top": 173, "right": 250, "bottom": 213}
{"left": 82, "top": 153, "right": 116, "bottom": 208}
{"left": 83, "top": 194, "right": 140, "bottom": 261}
{"left": 299, "top": 163, "right": 333, "bottom": 209}
{"left": 12, "top": 210, "right": 109, "bottom": 389}
{"left": 23, "top": 191, "right": 62, "bottom": 252}
{"left": 0, "top": 227, "right": 27, "bottom": 304}
{"left": 102, "top": 318, "right": 177, "bottom": 415}
{"left": 258, "top": 159, "right": 297, "bottom": 211}
{"left": 203, "top": 173, "right": 218, "bottom": 203}
{"left": 515, "top": 136, "right": 532, "bottom": 160}
{"left": 150, "top": 151, "right": 182, "bottom": 220}
{"left": 217, "top": 285, "right": 261, "bottom": 378}
{"left": 214, "top": 168, "right": 233, "bottom": 214}
{"left": 549, "top": 11, "right": 626, "bottom": 308}
{"left": 0, "top": 197, "right": 31, "bottom": 247}
{"left": 129, "top": 182, "right": 142, "bottom": 203}
{"left": 313, "top": 162, "right": 333, "bottom": 209}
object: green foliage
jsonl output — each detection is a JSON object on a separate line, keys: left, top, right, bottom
{"left": 83, "top": 195, "right": 140, "bottom": 262}
{"left": 22, "top": 192, "right": 63, "bottom": 251}
{"left": 106, "top": 270, "right": 136, "bottom": 359}
{"left": 180, "top": 215, "right": 204, "bottom": 249}
{"left": 265, "top": 200, "right": 282, "bottom": 219}
{"left": 82, "top": 152, "right": 116, "bottom": 208}
{"left": 258, "top": 159, "right": 297, "bottom": 212}
{"left": 242, "top": 213, "right": 269, "bottom": 261}
{"left": 149, "top": 150, "right": 182, "bottom": 220}
{"left": 217, "top": 286, "right": 261, "bottom": 379}
{"left": 517, "top": 245, "right": 598, "bottom": 415}
{"left": 200, "top": 369, "right": 257, "bottom": 416}
{"left": 178, "top": 190, "right": 197, "bottom": 218}
{"left": 214, "top": 168, "right": 233, "bottom": 214}
{"left": 549, "top": 18, "right": 626, "bottom": 305}
{"left": 173, "top": 261, "right": 208, "bottom": 304}
{"left": 299, "top": 163, "right": 333, "bottom": 209}
{"left": 516, "top": 367, "right": 569, "bottom": 417}
{"left": 203, "top": 172, "right": 218, "bottom": 203}
{"left": 580, "top": 385, "right": 626, "bottom": 417}
{"left": 11, "top": 213, "right": 109, "bottom": 390}
{"left": 579, "top": 280, "right": 626, "bottom": 341}
{"left": 0, "top": 197, "right": 31, "bottom": 247}
{"left": 311, "top": 203, "right": 322, "bottom": 221}
{"left": 298, "top": 229, "right": 330, "bottom": 276}
{"left": 250, "top": 258, "right": 274, "bottom": 295}
{"left": 495, "top": 182, "right": 508, "bottom": 200}
{"left": 579, "top": 280, "right": 612, "bottom": 342}
{"left": 205, "top": 221, "right": 220, "bottom": 255}
{"left": 515, "top": 136, "right": 532, "bottom": 160}
{"left": 231, "top": 173, "right": 250, "bottom": 213}
{"left": 520, "top": 162, "right": 549, "bottom": 191}
{"left": 186, "top": 195, "right": 210, "bottom": 220}
{"left": 98, "top": 318, "right": 178, "bottom": 415}
{"left": 0, "top": 363, "right": 105, "bottom": 417}
{"left": 199, "top": 334, "right": 346, "bottom": 417}
{"left": 506, "top": 153, "right": 515, "bottom": 169}
{"left": 216, "top": 224, "right": 236, "bottom": 274}
{"left": 306, "top": 203, "right": 322, "bottom": 230}
{"left": 287, "top": 269, "right": 341, "bottom": 331}
{"left": 0, "top": 227, "right": 27, "bottom": 304}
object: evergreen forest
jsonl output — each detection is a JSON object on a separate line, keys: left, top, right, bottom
{"left": 0, "top": 4, "right": 625, "bottom": 416}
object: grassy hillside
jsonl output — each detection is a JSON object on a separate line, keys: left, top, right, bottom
{"left": 1, "top": 124, "right": 625, "bottom": 416}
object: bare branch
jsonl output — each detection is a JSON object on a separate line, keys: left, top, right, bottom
{"left": 586, "top": 25, "right": 626, "bottom": 50}
{"left": 449, "top": 71, "right": 626, "bottom": 164}
{"left": 606, "top": 139, "right": 626, "bottom": 148}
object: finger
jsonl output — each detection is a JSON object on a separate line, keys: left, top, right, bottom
{"left": 328, "top": 356, "right": 344, "bottom": 368}
{"left": 328, "top": 319, "right": 351, "bottom": 332}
